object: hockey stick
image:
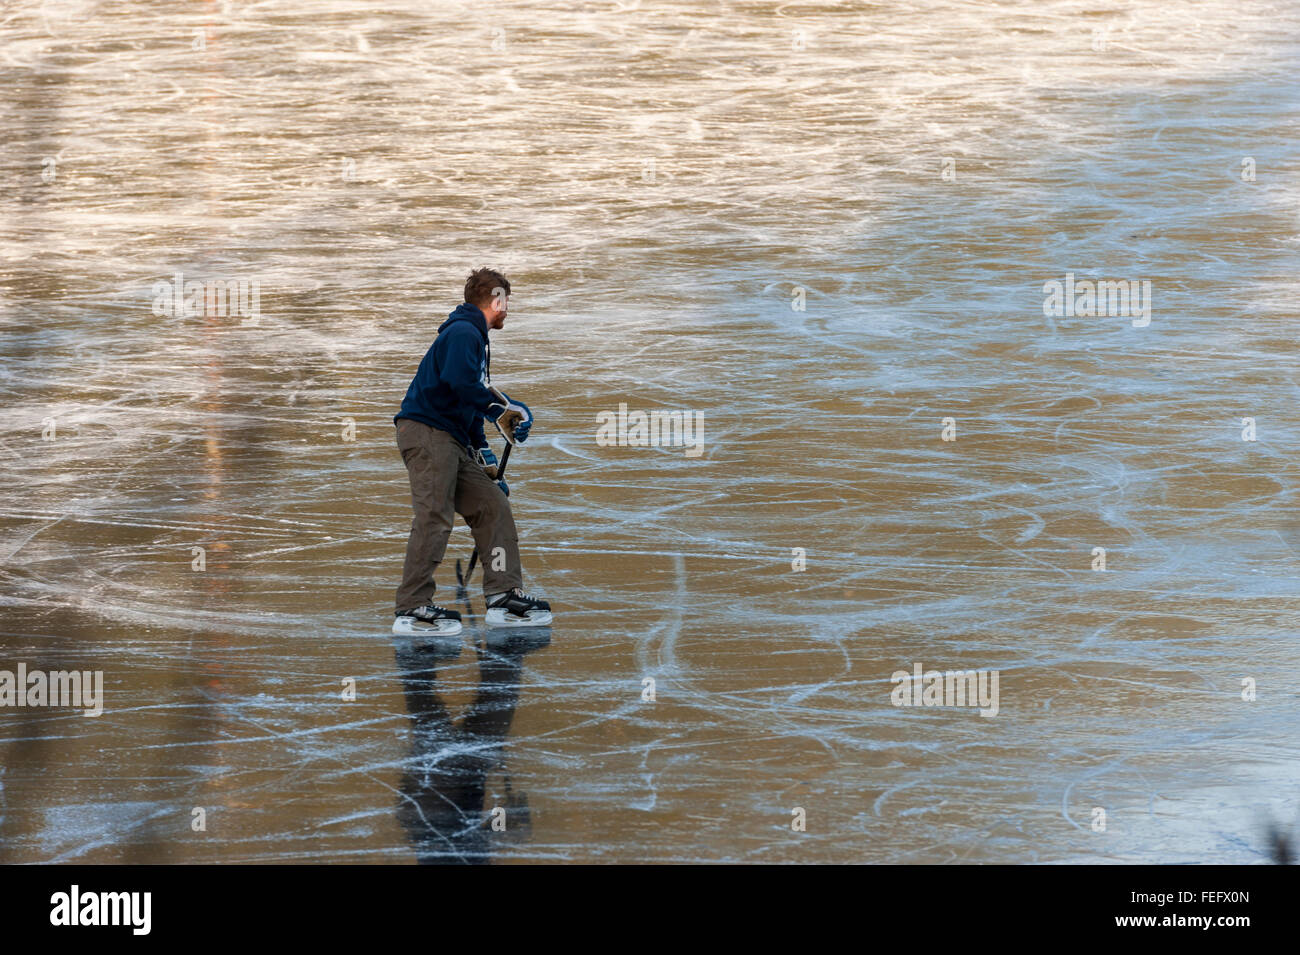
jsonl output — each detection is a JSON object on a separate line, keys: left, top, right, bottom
{"left": 455, "top": 441, "right": 512, "bottom": 591}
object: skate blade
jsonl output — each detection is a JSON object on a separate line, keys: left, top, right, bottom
{"left": 484, "top": 608, "right": 553, "bottom": 628}
{"left": 392, "top": 616, "right": 463, "bottom": 637}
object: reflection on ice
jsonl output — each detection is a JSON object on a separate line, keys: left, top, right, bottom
{"left": 396, "top": 629, "right": 549, "bottom": 865}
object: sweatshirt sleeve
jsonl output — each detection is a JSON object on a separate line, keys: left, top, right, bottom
{"left": 439, "top": 325, "right": 497, "bottom": 414}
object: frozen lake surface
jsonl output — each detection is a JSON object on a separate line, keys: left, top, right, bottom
{"left": 1, "top": 0, "right": 1299, "bottom": 862}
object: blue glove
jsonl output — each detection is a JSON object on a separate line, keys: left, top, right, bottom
{"left": 486, "top": 390, "right": 534, "bottom": 445}
{"left": 473, "top": 445, "right": 500, "bottom": 478}
{"left": 512, "top": 399, "right": 533, "bottom": 443}
{"left": 497, "top": 479, "right": 509, "bottom": 497}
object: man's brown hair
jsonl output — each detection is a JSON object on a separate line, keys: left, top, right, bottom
{"left": 464, "top": 268, "right": 511, "bottom": 308}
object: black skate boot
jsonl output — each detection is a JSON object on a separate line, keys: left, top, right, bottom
{"left": 484, "top": 588, "right": 553, "bottom": 628}
{"left": 393, "top": 603, "right": 463, "bottom": 636}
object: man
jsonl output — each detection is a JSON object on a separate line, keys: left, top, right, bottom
{"left": 392, "top": 268, "right": 552, "bottom": 634}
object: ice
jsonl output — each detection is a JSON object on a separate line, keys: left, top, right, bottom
{"left": 2, "top": 0, "right": 1299, "bottom": 862}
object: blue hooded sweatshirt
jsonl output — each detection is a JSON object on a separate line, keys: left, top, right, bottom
{"left": 394, "top": 302, "right": 497, "bottom": 449}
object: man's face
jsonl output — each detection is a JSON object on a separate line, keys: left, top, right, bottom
{"left": 484, "top": 292, "right": 508, "bottom": 330}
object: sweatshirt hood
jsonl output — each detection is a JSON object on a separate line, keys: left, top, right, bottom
{"left": 436, "top": 302, "right": 489, "bottom": 340}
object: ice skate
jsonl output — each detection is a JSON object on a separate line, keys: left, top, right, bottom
{"left": 393, "top": 603, "right": 463, "bottom": 636}
{"left": 484, "top": 588, "right": 552, "bottom": 627}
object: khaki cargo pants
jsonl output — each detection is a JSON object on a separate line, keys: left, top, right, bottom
{"left": 395, "top": 418, "right": 523, "bottom": 612}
